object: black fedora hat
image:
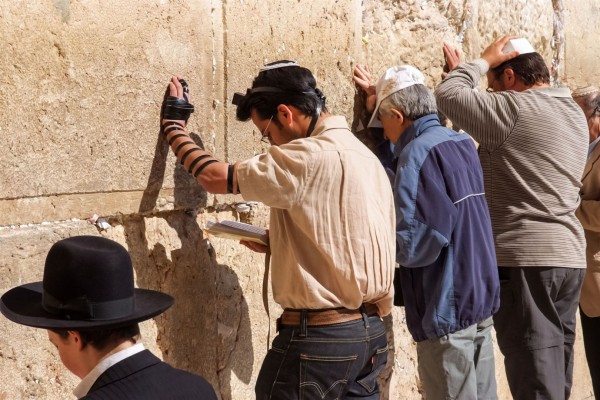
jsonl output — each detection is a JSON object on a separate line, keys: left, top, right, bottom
{"left": 0, "top": 236, "right": 173, "bottom": 330}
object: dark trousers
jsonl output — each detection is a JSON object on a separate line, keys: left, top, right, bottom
{"left": 255, "top": 314, "right": 388, "bottom": 400}
{"left": 493, "top": 267, "right": 584, "bottom": 400}
{"left": 580, "top": 307, "right": 600, "bottom": 397}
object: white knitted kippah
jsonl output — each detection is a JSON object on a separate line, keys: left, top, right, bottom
{"left": 572, "top": 85, "right": 600, "bottom": 98}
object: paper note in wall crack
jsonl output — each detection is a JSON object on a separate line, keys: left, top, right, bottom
{"left": 205, "top": 220, "right": 269, "bottom": 245}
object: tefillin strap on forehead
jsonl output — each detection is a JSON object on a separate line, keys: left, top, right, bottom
{"left": 231, "top": 61, "right": 326, "bottom": 136}
{"left": 232, "top": 86, "right": 321, "bottom": 106}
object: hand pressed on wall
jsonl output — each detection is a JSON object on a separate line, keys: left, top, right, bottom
{"left": 161, "top": 76, "right": 194, "bottom": 129}
{"left": 442, "top": 42, "right": 462, "bottom": 79}
{"left": 352, "top": 64, "right": 377, "bottom": 113}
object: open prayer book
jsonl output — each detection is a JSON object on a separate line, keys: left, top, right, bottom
{"left": 205, "top": 220, "right": 269, "bottom": 246}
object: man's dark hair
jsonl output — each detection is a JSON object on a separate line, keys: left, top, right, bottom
{"left": 51, "top": 323, "right": 140, "bottom": 351}
{"left": 491, "top": 53, "right": 550, "bottom": 86}
{"left": 235, "top": 60, "right": 328, "bottom": 126}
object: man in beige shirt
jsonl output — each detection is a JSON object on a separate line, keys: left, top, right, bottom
{"left": 572, "top": 85, "right": 600, "bottom": 397}
{"left": 159, "top": 60, "right": 395, "bottom": 399}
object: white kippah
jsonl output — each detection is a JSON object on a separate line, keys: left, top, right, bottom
{"left": 502, "top": 38, "right": 535, "bottom": 55}
{"left": 572, "top": 85, "right": 600, "bottom": 98}
{"left": 260, "top": 61, "right": 299, "bottom": 72}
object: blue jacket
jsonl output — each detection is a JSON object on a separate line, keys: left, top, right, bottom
{"left": 393, "top": 114, "right": 499, "bottom": 342}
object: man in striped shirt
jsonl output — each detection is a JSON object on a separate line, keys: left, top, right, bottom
{"left": 436, "top": 36, "right": 588, "bottom": 400}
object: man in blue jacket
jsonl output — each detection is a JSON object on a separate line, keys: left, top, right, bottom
{"left": 355, "top": 64, "right": 500, "bottom": 399}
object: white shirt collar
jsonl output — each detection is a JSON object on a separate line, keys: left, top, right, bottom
{"left": 73, "top": 342, "right": 145, "bottom": 399}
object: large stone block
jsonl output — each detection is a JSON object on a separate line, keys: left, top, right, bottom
{"left": 564, "top": 2, "right": 600, "bottom": 89}
{"left": 224, "top": 0, "right": 362, "bottom": 163}
{"left": 0, "top": 0, "right": 223, "bottom": 207}
{"left": 359, "top": 0, "right": 554, "bottom": 88}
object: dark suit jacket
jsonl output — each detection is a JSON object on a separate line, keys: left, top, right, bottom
{"left": 83, "top": 350, "right": 217, "bottom": 400}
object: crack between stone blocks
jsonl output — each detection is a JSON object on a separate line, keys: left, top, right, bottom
{"left": 551, "top": 0, "right": 565, "bottom": 86}
{"left": 220, "top": 0, "right": 230, "bottom": 164}
{"left": 456, "top": 0, "right": 474, "bottom": 44}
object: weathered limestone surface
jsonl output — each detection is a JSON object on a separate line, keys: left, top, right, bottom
{"left": 0, "top": 0, "right": 598, "bottom": 399}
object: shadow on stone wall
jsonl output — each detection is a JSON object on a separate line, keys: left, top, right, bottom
{"left": 139, "top": 129, "right": 208, "bottom": 213}
{"left": 377, "top": 314, "right": 395, "bottom": 400}
{"left": 122, "top": 130, "right": 254, "bottom": 399}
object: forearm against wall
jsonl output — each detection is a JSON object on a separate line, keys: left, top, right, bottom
{"left": 435, "top": 61, "right": 517, "bottom": 150}
{"left": 163, "top": 123, "right": 231, "bottom": 194}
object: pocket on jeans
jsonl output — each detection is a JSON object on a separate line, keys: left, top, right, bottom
{"left": 357, "top": 345, "right": 389, "bottom": 393}
{"left": 299, "top": 353, "right": 358, "bottom": 400}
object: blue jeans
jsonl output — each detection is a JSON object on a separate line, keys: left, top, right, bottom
{"left": 255, "top": 314, "right": 388, "bottom": 400}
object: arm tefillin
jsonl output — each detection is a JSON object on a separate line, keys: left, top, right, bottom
{"left": 161, "top": 121, "right": 220, "bottom": 179}
{"left": 161, "top": 79, "right": 195, "bottom": 122}
{"left": 161, "top": 79, "right": 239, "bottom": 194}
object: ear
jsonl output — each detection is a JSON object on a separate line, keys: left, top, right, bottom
{"left": 67, "top": 330, "right": 84, "bottom": 351}
{"left": 502, "top": 68, "right": 517, "bottom": 88}
{"left": 389, "top": 108, "right": 405, "bottom": 126}
{"left": 276, "top": 104, "right": 294, "bottom": 127}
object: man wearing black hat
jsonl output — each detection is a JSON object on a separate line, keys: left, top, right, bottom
{"left": 159, "top": 62, "right": 395, "bottom": 399}
{"left": 0, "top": 235, "right": 217, "bottom": 400}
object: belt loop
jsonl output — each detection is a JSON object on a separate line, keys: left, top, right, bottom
{"left": 300, "top": 309, "right": 308, "bottom": 337}
{"left": 360, "top": 304, "right": 370, "bottom": 329}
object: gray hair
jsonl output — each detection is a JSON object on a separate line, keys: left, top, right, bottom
{"left": 378, "top": 84, "right": 437, "bottom": 120}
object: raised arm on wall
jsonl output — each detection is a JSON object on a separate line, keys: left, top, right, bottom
{"left": 161, "top": 76, "right": 235, "bottom": 195}
{"left": 435, "top": 36, "right": 520, "bottom": 151}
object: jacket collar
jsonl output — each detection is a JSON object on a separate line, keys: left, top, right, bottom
{"left": 87, "top": 350, "right": 161, "bottom": 396}
{"left": 583, "top": 142, "right": 600, "bottom": 181}
{"left": 393, "top": 114, "right": 441, "bottom": 157}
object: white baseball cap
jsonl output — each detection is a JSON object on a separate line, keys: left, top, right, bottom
{"left": 368, "top": 65, "right": 426, "bottom": 128}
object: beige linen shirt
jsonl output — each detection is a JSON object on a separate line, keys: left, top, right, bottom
{"left": 577, "top": 144, "right": 600, "bottom": 317}
{"left": 237, "top": 116, "right": 395, "bottom": 316}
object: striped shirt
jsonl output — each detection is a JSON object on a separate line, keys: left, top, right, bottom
{"left": 435, "top": 59, "right": 588, "bottom": 267}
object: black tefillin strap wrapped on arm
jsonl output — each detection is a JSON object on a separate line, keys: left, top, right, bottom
{"left": 161, "top": 79, "right": 239, "bottom": 194}
{"left": 162, "top": 61, "right": 326, "bottom": 194}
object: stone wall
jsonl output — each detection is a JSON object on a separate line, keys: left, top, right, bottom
{"left": 0, "top": 0, "right": 597, "bottom": 398}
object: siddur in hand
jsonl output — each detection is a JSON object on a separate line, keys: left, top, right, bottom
{"left": 205, "top": 220, "right": 269, "bottom": 246}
